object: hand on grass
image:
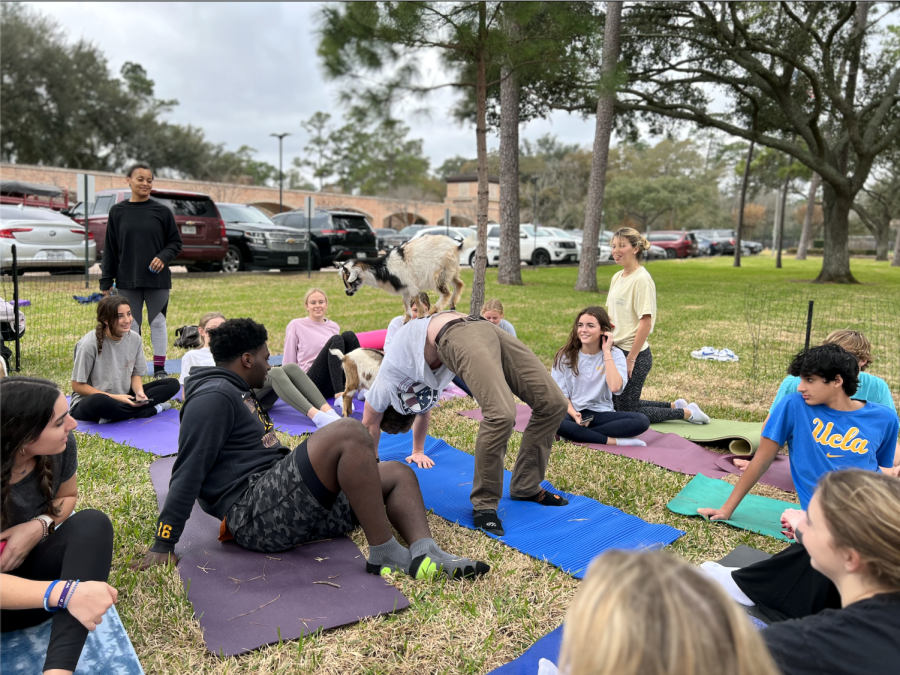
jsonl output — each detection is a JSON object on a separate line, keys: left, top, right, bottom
{"left": 131, "top": 550, "right": 178, "bottom": 571}
{"left": 0, "top": 521, "right": 45, "bottom": 572}
{"left": 66, "top": 582, "right": 118, "bottom": 631}
{"left": 149, "top": 257, "right": 165, "bottom": 272}
{"left": 697, "top": 507, "right": 731, "bottom": 521}
{"left": 405, "top": 452, "right": 435, "bottom": 469}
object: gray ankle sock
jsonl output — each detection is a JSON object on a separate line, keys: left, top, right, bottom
{"left": 408, "top": 537, "right": 489, "bottom": 580}
{"left": 366, "top": 537, "right": 410, "bottom": 574}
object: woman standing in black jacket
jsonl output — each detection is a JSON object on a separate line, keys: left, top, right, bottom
{"left": 99, "top": 163, "right": 182, "bottom": 378}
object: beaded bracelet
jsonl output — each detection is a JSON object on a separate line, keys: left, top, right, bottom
{"left": 55, "top": 580, "right": 75, "bottom": 610}
{"left": 43, "top": 580, "right": 62, "bottom": 612}
{"left": 63, "top": 580, "right": 80, "bottom": 610}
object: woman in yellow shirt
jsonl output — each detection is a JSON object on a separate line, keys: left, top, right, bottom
{"left": 607, "top": 227, "right": 709, "bottom": 424}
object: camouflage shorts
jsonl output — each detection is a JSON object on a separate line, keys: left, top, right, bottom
{"left": 226, "top": 439, "right": 356, "bottom": 553}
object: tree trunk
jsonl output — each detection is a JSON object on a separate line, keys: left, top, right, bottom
{"left": 796, "top": 173, "right": 820, "bottom": 260}
{"left": 498, "top": 62, "right": 522, "bottom": 286}
{"left": 875, "top": 229, "right": 889, "bottom": 261}
{"left": 892, "top": 222, "right": 900, "bottom": 267}
{"left": 733, "top": 140, "right": 754, "bottom": 267}
{"left": 469, "top": 1, "right": 489, "bottom": 315}
{"left": 575, "top": 0, "right": 622, "bottom": 293}
{"left": 816, "top": 183, "right": 858, "bottom": 283}
{"left": 775, "top": 168, "right": 791, "bottom": 269}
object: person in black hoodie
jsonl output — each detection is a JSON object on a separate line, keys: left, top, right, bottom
{"left": 99, "top": 163, "right": 182, "bottom": 378}
{"left": 132, "top": 318, "right": 489, "bottom": 581}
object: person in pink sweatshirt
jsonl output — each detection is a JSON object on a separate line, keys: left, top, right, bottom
{"left": 283, "top": 288, "right": 359, "bottom": 398}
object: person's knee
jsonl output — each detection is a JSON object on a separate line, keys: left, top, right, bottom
{"left": 281, "top": 362, "right": 303, "bottom": 377}
{"left": 482, "top": 405, "right": 517, "bottom": 434}
{"left": 632, "top": 412, "right": 651, "bottom": 433}
{"left": 323, "top": 418, "right": 373, "bottom": 453}
{"left": 533, "top": 386, "right": 568, "bottom": 420}
{"left": 379, "top": 459, "right": 417, "bottom": 486}
{"left": 67, "top": 509, "right": 114, "bottom": 551}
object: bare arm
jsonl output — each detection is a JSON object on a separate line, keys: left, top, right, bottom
{"left": 131, "top": 374, "right": 147, "bottom": 401}
{"left": 406, "top": 411, "right": 435, "bottom": 468}
{"left": 362, "top": 401, "right": 384, "bottom": 457}
{"left": 626, "top": 315, "right": 653, "bottom": 375}
{"left": 50, "top": 474, "right": 77, "bottom": 524}
{"left": 1, "top": 574, "right": 118, "bottom": 631}
{"left": 71, "top": 379, "right": 145, "bottom": 407}
{"left": 697, "top": 438, "right": 781, "bottom": 520}
{"left": 602, "top": 332, "right": 623, "bottom": 394}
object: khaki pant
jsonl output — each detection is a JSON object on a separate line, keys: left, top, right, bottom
{"left": 437, "top": 321, "right": 568, "bottom": 510}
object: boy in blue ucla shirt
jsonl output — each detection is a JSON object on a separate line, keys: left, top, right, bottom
{"left": 698, "top": 344, "right": 899, "bottom": 623}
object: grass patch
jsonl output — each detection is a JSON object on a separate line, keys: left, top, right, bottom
{"left": 9, "top": 255, "right": 899, "bottom": 673}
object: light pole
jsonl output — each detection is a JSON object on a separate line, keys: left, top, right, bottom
{"left": 270, "top": 132, "right": 291, "bottom": 213}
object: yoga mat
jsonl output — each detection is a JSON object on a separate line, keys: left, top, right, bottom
{"left": 356, "top": 329, "right": 387, "bottom": 350}
{"left": 148, "top": 457, "right": 409, "bottom": 656}
{"left": 649, "top": 418, "right": 762, "bottom": 455}
{"left": 378, "top": 433, "right": 684, "bottom": 578}
{"left": 268, "top": 397, "right": 364, "bottom": 436}
{"left": 667, "top": 474, "right": 794, "bottom": 541}
{"left": 718, "top": 544, "right": 773, "bottom": 569}
{"left": 488, "top": 625, "right": 563, "bottom": 675}
{"left": 0, "top": 606, "right": 144, "bottom": 675}
{"left": 458, "top": 406, "right": 794, "bottom": 492}
{"left": 715, "top": 454, "right": 794, "bottom": 492}
{"left": 74, "top": 409, "right": 181, "bottom": 456}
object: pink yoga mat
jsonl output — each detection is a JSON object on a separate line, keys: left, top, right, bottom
{"left": 356, "top": 329, "right": 387, "bottom": 350}
{"left": 458, "top": 405, "right": 795, "bottom": 492}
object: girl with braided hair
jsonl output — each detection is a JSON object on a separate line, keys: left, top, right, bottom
{"left": 69, "top": 295, "right": 179, "bottom": 423}
{"left": 0, "top": 377, "right": 118, "bottom": 675}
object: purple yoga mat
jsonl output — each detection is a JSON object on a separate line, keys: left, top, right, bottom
{"left": 715, "top": 454, "right": 795, "bottom": 492}
{"left": 267, "top": 397, "right": 364, "bottom": 435}
{"left": 148, "top": 457, "right": 409, "bottom": 656}
{"left": 75, "top": 409, "right": 181, "bottom": 456}
{"left": 458, "top": 405, "right": 795, "bottom": 492}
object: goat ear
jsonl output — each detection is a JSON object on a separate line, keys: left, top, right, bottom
{"left": 333, "top": 262, "right": 343, "bottom": 270}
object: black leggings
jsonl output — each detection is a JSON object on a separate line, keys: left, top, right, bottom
{"left": 0, "top": 510, "right": 115, "bottom": 672}
{"left": 71, "top": 378, "right": 180, "bottom": 422}
{"left": 306, "top": 331, "right": 360, "bottom": 398}
{"left": 612, "top": 347, "right": 684, "bottom": 423}
{"left": 558, "top": 409, "right": 650, "bottom": 444}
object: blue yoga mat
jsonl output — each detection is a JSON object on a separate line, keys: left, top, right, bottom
{"left": 378, "top": 434, "right": 684, "bottom": 578}
{"left": 0, "top": 606, "right": 144, "bottom": 674}
{"left": 489, "top": 625, "right": 563, "bottom": 674}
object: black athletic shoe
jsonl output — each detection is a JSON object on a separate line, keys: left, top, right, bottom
{"left": 153, "top": 367, "right": 167, "bottom": 379}
{"left": 473, "top": 509, "right": 505, "bottom": 536}
{"left": 511, "top": 488, "right": 569, "bottom": 506}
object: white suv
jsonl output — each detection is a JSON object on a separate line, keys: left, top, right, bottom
{"left": 408, "top": 226, "right": 500, "bottom": 267}
{"left": 486, "top": 224, "right": 580, "bottom": 265}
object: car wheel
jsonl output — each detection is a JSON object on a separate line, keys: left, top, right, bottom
{"left": 468, "top": 251, "right": 477, "bottom": 267}
{"left": 221, "top": 245, "right": 243, "bottom": 274}
{"left": 666, "top": 248, "right": 677, "bottom": 259}
{"left": 532, "top": 249, "right": 551, "bottom": 266}
{"left": 309, "top": 246, "right": 322, "bottom": 271}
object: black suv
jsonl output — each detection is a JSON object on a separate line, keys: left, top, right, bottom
{"left": 216, "top": 203, "right": 316, "bottom": 272}
{"left": 273, "top": 209, "right": 378, "bottom": 266}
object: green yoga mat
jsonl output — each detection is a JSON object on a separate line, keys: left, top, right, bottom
{"left": 666, "top": 474, "right": 793, "bottom": 541}
{"left": 649, "top": 418, "right": 762, "bottom": 455}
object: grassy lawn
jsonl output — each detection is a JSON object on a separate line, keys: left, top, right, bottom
{"left": 6, "top": 255, "right": 899, "bottom": 673}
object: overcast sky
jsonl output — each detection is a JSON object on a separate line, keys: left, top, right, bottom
{"left": 37, "top": 1, "right": 603, "bottom": 178}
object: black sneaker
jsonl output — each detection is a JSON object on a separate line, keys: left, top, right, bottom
{"left": 153, "top": 367, "right": 168, "bottom": 379}
{"left": 511, "top": 488, "right": 569, "bottom": 506}
{"left": 473, "top": 509, "right": 505, "bottom": 536}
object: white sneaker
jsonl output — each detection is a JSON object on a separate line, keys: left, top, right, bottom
{"left": 716, "top": 348, "right": 739, "bottom": 362}
{"left": 691, "top": 346, "right": 718, "bottom": 360}
{"left": 686, "top": 402, "right": 710, "bottom": 424}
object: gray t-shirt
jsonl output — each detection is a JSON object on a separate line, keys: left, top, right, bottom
{"left": 496, "top": 318, "right": 516, "bottom": 338}
{"left": 368, "top": 314, "right": 455, "bottom": 415}
{"left": 551, "top": 348, "right": 628, "bottom": 413}
{"left": 6, "top": 431, "right": 77, "bottom": 526}
{"left": 70, "top": 329, "right": 147, "bottom": 409}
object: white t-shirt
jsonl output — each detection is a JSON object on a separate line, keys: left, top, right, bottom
{"left": 179, "top": 347, "right": 215, "bottom": 386}
{"left": 384, "top": 315, "right": 405, "bottom": 353}
{"left": 368, "top": 315, "right": 455, "bottom": 415}
{"left": 551, "top": 348, "right": 628, "bottom": 413}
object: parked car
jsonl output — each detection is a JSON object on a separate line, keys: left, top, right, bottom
{"left": 1, "top": 180, "right": 71, "bottom": 212}
{"left": 216, "top": 203, "right": 314, "bottom": 273}
{"left": 272, "top": 209, "right": 378, "bottom": 266}
{"left": 409, "top": 226, "right": 499, "bottom": 267}
{"left": 646, "top": 231, "right": 699, "bottom": 259}
{"left": 743, "top": 239, "right": 763, "bottom": 254}
{"left": 379, "top": 224, "right": 430, "bottom": 251}
{"left": 691, "top": 229, "right": 737, "bottom": 255}
{"left": 486, "top": 223, "right": 580, "bottom": 265}
{"left": 71, "top": 188, "right": 228, "bottom": 269}
{"left": 1, "top": 205, "right": 96, "bottom": 274}
{"left": 646, "top": 244, "right": 667, "bottom": 260}
{"left": 547, "top": 226, "right": 614, "bottom": 262}
{"left": 376, "top": 227, "right": 398, "bottom": 251}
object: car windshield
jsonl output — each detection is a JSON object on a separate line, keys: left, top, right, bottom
{"left": 150, "top": 196, "right": 218, "bottom": 218}
{"left": 522, "top": 225, "right": 553, "bottom": 236}
{"left": 332, "top": 215, "right": 372, "bottom": 231}
{"left": 648, "top": 233, "right": 678, "bottom": 242}
{"left": 398, "top": 225, "right": 425, "bottom": 236}
{"left": 0, "top": 205, "right": 74, "bottom": 223}
{"left": 217, "top": 204, "right": 274, "bottom": 225}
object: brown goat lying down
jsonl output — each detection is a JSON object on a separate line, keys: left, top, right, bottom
{"left": 331, "top": 347, "right": 384, "bottom": 416}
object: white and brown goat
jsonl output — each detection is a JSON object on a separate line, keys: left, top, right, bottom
{"left": 336, "top": 235, "right": 464, "bottom": 322}
{"left": 331, "top": 347, "right": 384, "bottom": 417}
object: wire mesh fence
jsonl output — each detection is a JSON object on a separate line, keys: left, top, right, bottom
{"left": 741, "top": 285, "right": 900, "bottom": 402}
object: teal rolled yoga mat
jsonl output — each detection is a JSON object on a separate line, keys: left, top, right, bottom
{"left": 649, "top": 418, "right": 762, "bottom": 455}
{"left": 666, "top": 474, "right": 795, "bottom": 541}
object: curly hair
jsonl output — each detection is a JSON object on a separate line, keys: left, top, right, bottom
{"left": 1, "top": 377, "right": 63, "bottom": 530}
{"left": 787, "top": 343, "right": 859, "bottom": 396}
{"left": 380, "top": 406, "right": 416, "bottom": 434}
{"left": 553, "top": 307, "right": 614, "bottom": 377}
{"left": 95, "top": 295, "right": 131, "bottom": 354}
{"left": 209, "top": 318, "right": 268, "bottom": 365}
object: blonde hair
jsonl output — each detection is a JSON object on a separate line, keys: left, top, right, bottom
{"left": 612, "top": 227, "right": 652, "bottom": 261}
{"left": 823, "top": 330, "right": 873, "bottom": 370}
{"left": 481, "top": 299, "right": 504, "bottom": 317}
{"left": 817, "top": 470, "right": 900, "bottom": 591}
{"left": 559, "top": 550, "right": 780, "bottom": 675}
{"left": 303, "top": 287, "right": 328, "bottom": 306}
{"left": 198, "top": 311, "right": 226, "bottom": 347}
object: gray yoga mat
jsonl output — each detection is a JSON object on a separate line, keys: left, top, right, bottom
{"left": 148, "top": 457, "right": 409, "bottom": 656}
{"left": 716, "top": 545, "right": 774, "bottom": 624}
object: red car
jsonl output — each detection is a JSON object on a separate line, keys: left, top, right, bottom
{"left": 646, "top": 231, "right": 699, "bottom": 258}
{"left": 72, "top": 188, "right": 228, "bottom": 269}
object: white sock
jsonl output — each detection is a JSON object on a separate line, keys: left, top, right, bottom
{"left": 154, "top": 402, "right": 171, "bottom": 415}
{"left": 356, "top": 389, "right": 367, "bottom": 401}
{"left": 700, "top": 562, "right": 755, "bottom": 606}
{"left": 99, "top": 418, "right": 112, "bottom": 424}
{"left": 312, "top": 410, "right": 338, "bottom": 428}
{"left": 324, "top": 409, "right": 342, "bottom": 421}
{"left": 686, "top": 402, "right": 710, "bottom": 424}
{"left": 674, "top": 398, "right": 688, "bottom": 409}
{"left": 614, "top": 438, "right": 647, "bottom": 447}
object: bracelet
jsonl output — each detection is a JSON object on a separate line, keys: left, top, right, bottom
{"left": 63, "top": 580, "right": 80, "bottom": 610}
{"left": 55, "top": 580, "right": 74, "bottom": 610}
{"left": 31, "top": 516, "right": 49, "bottom": 540}
{"left": 627, "top": 358, "right": 637, "bottom": 363}
{"left": 43, "top": 580, "right": 62, "bottom": 612}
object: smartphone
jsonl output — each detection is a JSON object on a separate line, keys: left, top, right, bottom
{"left": 580, "top": 416, "right": 594, "bottom": 426}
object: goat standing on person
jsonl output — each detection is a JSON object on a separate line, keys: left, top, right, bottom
{"left": 336, "top": 235, "right": 464, "bottom": 323}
